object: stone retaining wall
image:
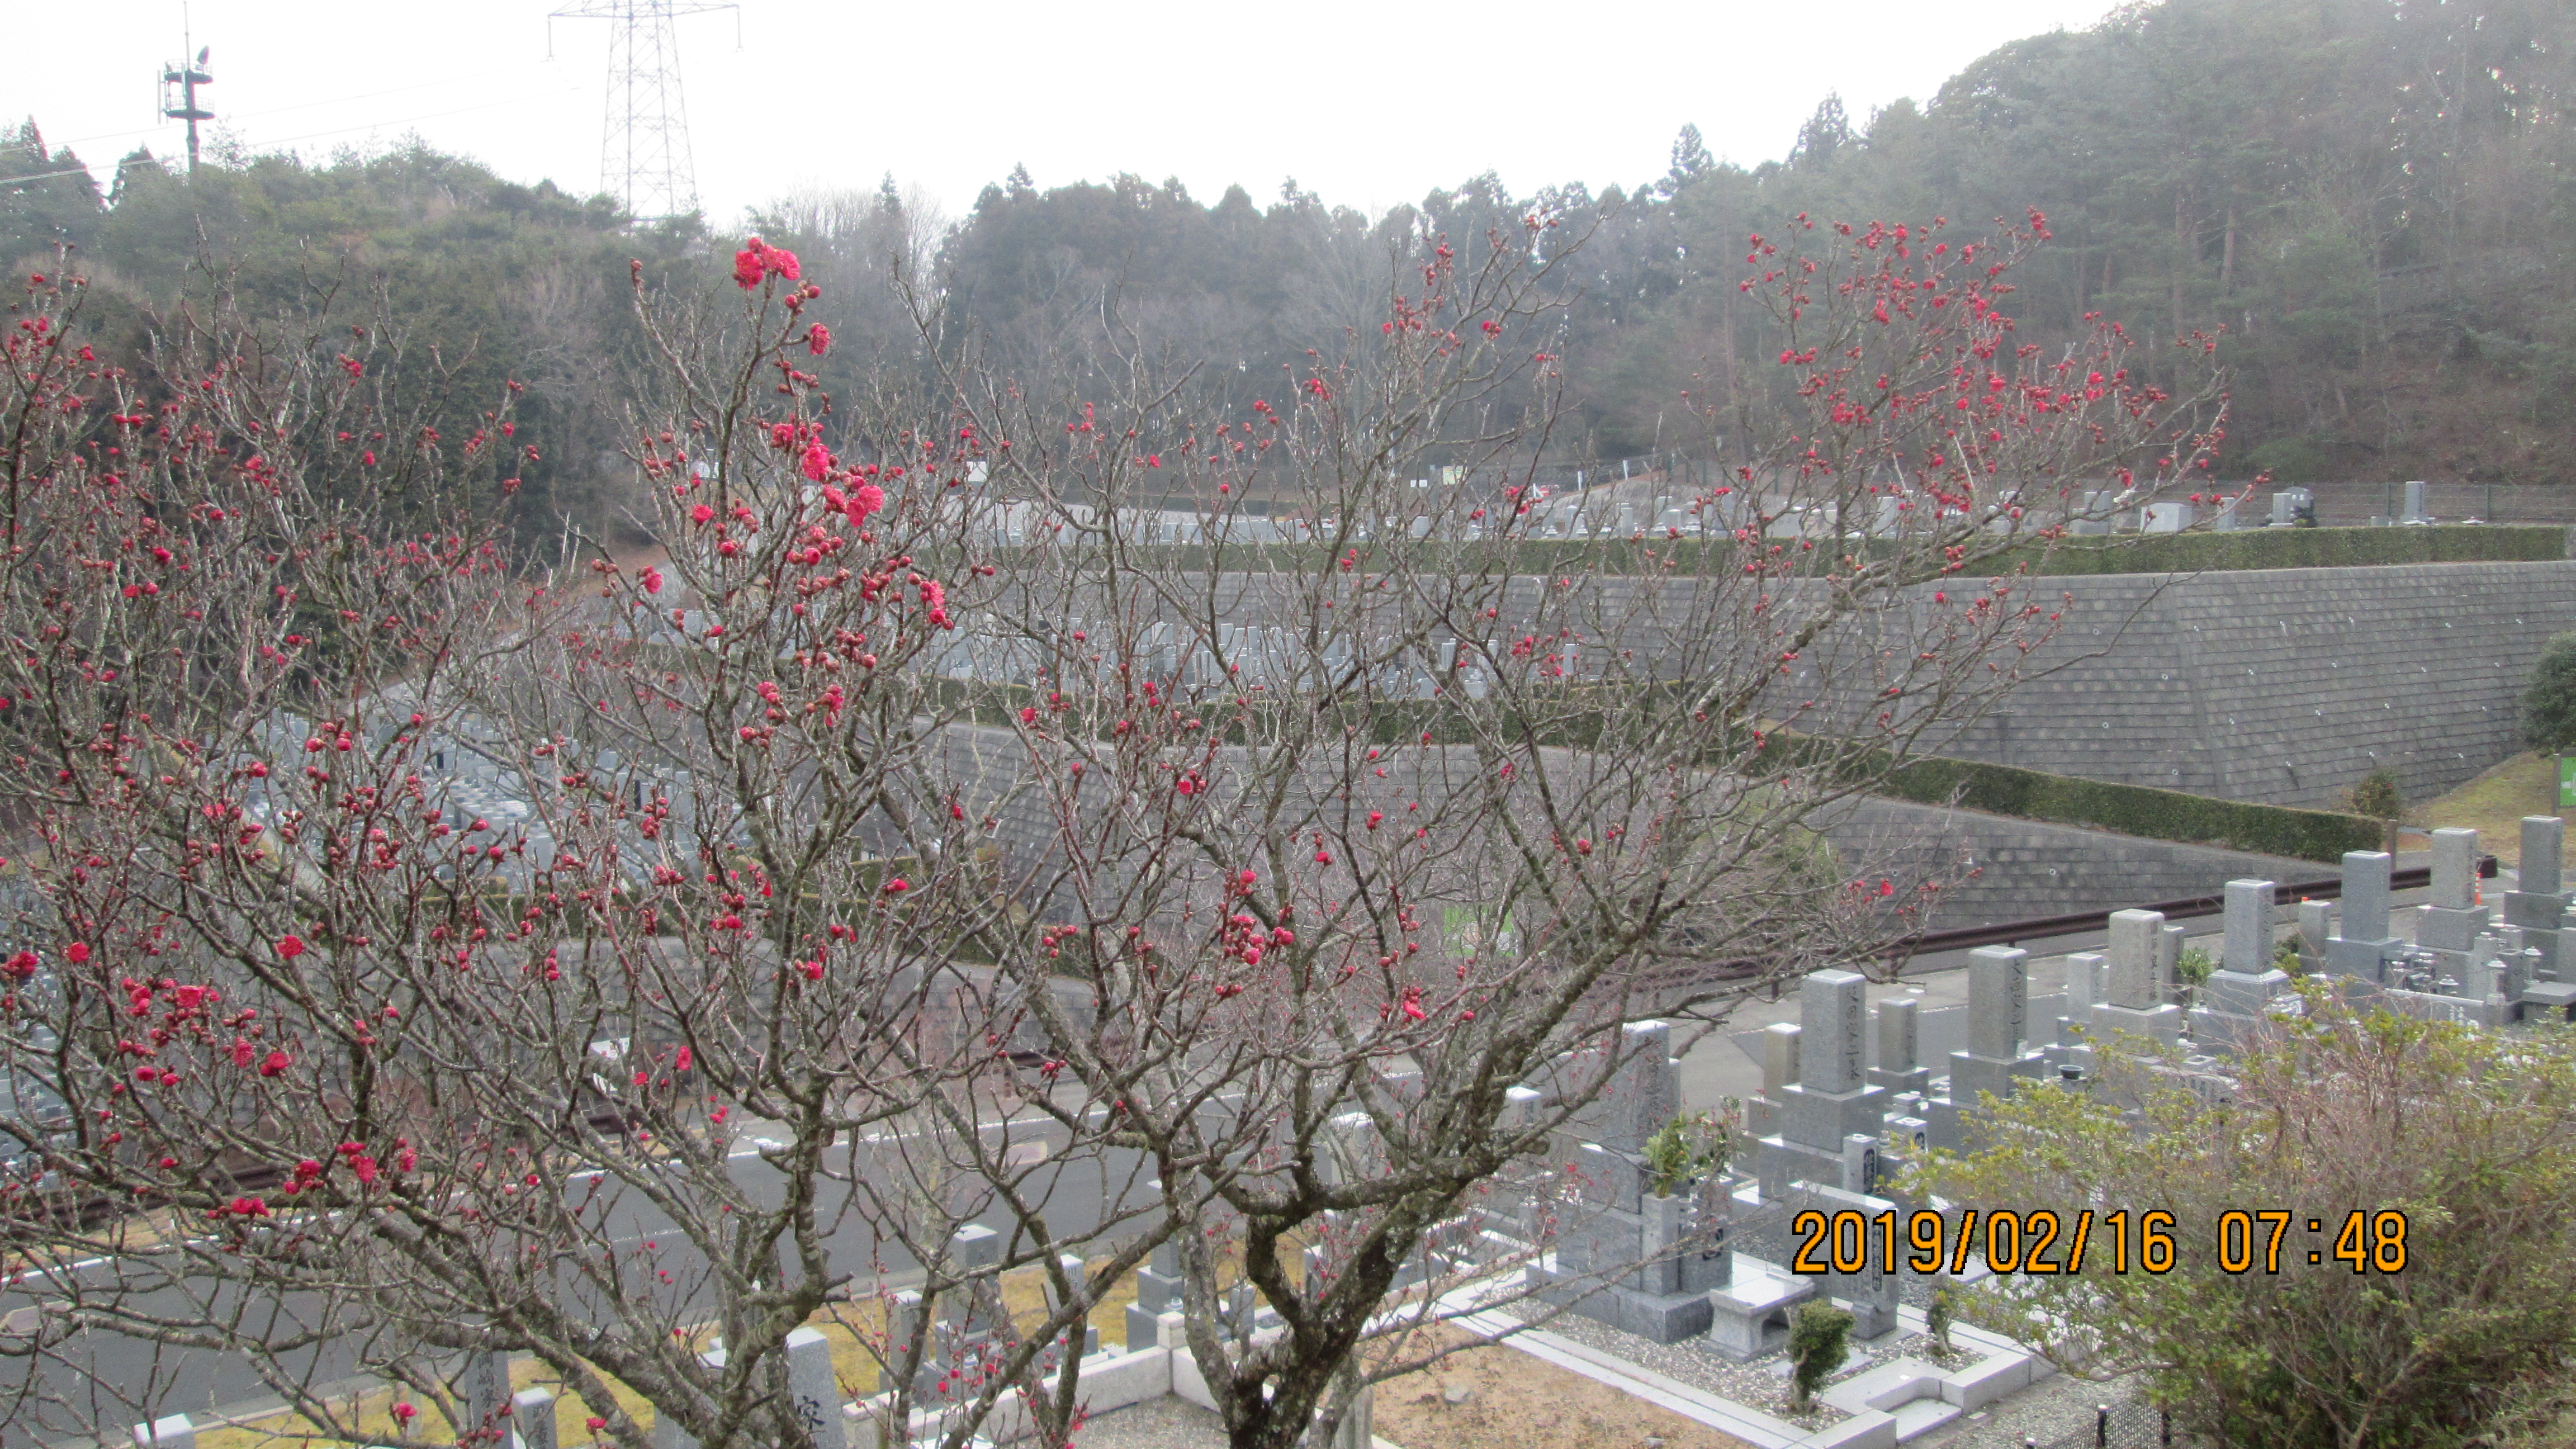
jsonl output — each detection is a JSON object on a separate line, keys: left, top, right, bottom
{"left": 1922, "top": 561, "right": 2576, "bottom": 808}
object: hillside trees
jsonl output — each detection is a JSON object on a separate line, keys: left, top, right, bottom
{"left": 16, "top": 0, "right": 2566, "bottom": 501}
{"left": 0, "top": 197, "right": 2220, "bottom": 1449}
{"left": 3, "top": 139, "right": 695, "bottom": 548}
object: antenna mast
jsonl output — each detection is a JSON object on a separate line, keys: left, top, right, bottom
{"left": 159, "top": 35, "right": 214, "bottom": 177}
{"left": 549, "top": 0, "right": 736, "bottom": 223}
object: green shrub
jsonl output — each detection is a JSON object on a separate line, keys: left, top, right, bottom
{"left": 2020, "top": 523, "right": 2565, "bottom": 575}
{"left": 2177, "top": 947, "right": 2217, "bottom": 989}
{"left": 1926, "top": 1280, "right": 1957, "bottom": 1353}
{"left": 2275, "top": 939, "right": 2307, "bottom": 977}
{"left": 2523, "top": 632, "right": 2576, "bottom": 752}
{"left": 1787, "top": 1301, "right": 1855, "bottom": 1409}
{"left": 1067, "top": 523, "right": 2567, "bottom": 579}
{"left": 1920, "top": 988, "right": 2576, "bottom": 1449}
{"left": 1878, "top": 756, "right": 2382, "bottom": 864}
{"left": 1641, "top": 1111, "right": 1727, "bottom": 1197}
{"left": 2343, "top": 768, "right": 2405, "bottom": 851}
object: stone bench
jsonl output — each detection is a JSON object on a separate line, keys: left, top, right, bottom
{"left": 2523, "top": 981, "right": 2576, "bottom": 1022}
{"left": 1704, "top": 1260, "right": 1816, "bottom": 1360}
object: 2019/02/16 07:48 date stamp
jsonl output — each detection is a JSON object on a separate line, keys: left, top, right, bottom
{"left": 1787, "top": 1208, "right": 2412, "bottom": 1276}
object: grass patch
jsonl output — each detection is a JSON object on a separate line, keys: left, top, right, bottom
{"left": 2415, "top": 751, "right": 2560, "bottom": 865}
{"left": 191, "top": 1243, "right": 1288, "bottom": 1447}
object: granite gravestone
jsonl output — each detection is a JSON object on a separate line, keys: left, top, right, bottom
{"left": 2189, "top": 879, "right": 2294, "bottom": 1053}
{"left": 2328, "top": 851, "right": 2402, "bottom": 982}
{"left": 1758, "top": 972, "right": 1886, "bottom": 1199}
{"left": 1866, "top": 997, "right": 1929, "bottom": 1096}
{"left": 2418, "top": 829, "right": 2489, "bottom": 963}
{"left": 1925, "top": 948, "right": 2049, "bottom": 1150}
{"left": 2094, "top": 910, "right": 2182, "bottom": 1045}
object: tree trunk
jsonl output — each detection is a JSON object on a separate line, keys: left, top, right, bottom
{"left": 2172, "top": 185, "right": 2190, "bottom": 343}
{"left": 2220, "top": 202, "right": 2237, "bottom": 297}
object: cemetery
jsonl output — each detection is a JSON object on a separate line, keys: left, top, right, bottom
{"left": 115, "top": 804, "right": 2576, "bottom": 1449}
{"left": 19, "top": 0, "right": 2576, "bottom": 1427}
{"left": 95, "top": 512, "right": 2576, "bottom": 1449}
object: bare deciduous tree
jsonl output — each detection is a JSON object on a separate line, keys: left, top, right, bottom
{"left": 0, "top": 208, "right": 2219, "bottom": 1449}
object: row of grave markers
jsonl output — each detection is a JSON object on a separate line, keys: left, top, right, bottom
{"left": 1540, "top": 818, "right": 2576, "bottom": 1357}
{"left": 135, "top": 825, "right": 2573, "bottom": 1435}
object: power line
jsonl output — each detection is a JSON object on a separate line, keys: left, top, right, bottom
{"left": 53, "top": 61, "right": 563, "bottom": 153}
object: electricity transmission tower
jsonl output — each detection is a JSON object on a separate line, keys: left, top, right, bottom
{"left": 550, "top": 0, "right": 736, "bottom": 222}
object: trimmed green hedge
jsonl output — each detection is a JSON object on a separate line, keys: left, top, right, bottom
{"left": 1878, "top": 755, "right": 2382, "bottom": 864}
{"left": 966, "top": 523, "right": 2564, "bottom": 580}
{"left": 918, "top": 674, "right": 2374, "bottom": 864}
{"left": 2019, "top": 523, "right": 2566, "bottom": 576}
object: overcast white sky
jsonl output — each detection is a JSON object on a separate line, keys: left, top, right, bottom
{"left": 9, "top": 0, "right": 2115, "bottom": 226}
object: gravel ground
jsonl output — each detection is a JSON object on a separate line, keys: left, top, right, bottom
{"left": 1540, "top": 1314, "right": 1977, "bottom": 1428}
{"left": 1910, "top": 1370, "right": 2152, "bottom": 1448}
{"left": 1068, "top": 1393, "right": 1230, "bottom": 1449}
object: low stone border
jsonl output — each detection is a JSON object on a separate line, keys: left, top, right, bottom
{"left": 1450, "top": 1303, "right": 2053, "bottom": 1449}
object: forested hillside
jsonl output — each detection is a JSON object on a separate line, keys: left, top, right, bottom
{"left": 7, "top": 0, "right": 2569, "bottom": 542}
{"left": 0, "top": 136, "right": 701, "bottom": 539}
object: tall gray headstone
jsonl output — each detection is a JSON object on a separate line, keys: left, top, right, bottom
{"left": 463, "top": 1350, "right": 514, "bottom": 1446}
{"left": 1867, "top": 997, "right": 1929, "bottom": 1095}
{"left": 1801, "top": 972, "right": 1868, "bottom": 1093}
{"left": 2509, "top": 818, "right": 2570, "bottom": 983}
{"left": 1608, "top": 1020, "right": 1678, "bottom": 1154}
{"left": 2342, "top": 851, "right": 2393, "bottom": 942}
{"left": 2297, "top": 899, "right": 2333, "bottom": 965}
{"left": 2509, "top": 817, "right": 2571, "bottom": 979}
{"left": 1761, "top": 982, "right": 1884, "bottom": 1199}
{"left": 2421, "top": 828, "right": 2492, "bottom": 954}
{"left": 2106, "top": 910, "right": 2165, "bottom": 1010}
{"left": 2431, "top": 829, "right": 2479, "bottom": 910}
{"left": 1749, "top": 1020, "right": 1800, "bottom": 1144}
{"left": 1877, "top": 997, "right": 1917, "bottom": 1072}
{"left": 2196, "top": 880, "right": 2295, "bottom": 1052}
{"left": 2329, "top": 850, "right": 2401, "bottom": 980}
{"left": 784, "top": 1326, "right": 840, "bottom": 1449}
{"left": 1761, "top": 1022, "right": 1801, "bottom": 1095}
{"left": 2093, "top": 918, "right": 2182, "bottom": 1047}
{"left": 951, "top": 1223, "right": 1001, "bottom": 1272}
{"left": 2064, "top": 953, "right": 2102, "bottom": 1015}
{"left": 2222, "top": 879, "right": 2275, "bottom": 976}
{"left": 1926, "top": 946, "right": 2049, "bottom": 1153}
{"left": 2057, "top": 951, "right": 2104, "bottom": 1058}
{"left": 2526, "top": 816, "right": 2565, "bottom": 896}
{"left": 1967, "top": 946, "right": 2029, "bottom": 1060}
{"left": 880, "top": 1290, "right": 925, "bottom": 1393}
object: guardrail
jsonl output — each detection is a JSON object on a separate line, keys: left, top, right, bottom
{"left": 1879, "top": 855, "right": 2497, "bottom": 962}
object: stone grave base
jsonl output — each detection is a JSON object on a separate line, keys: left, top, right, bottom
{"left": 1526, "top": 1253, "right": 1713, "bottom": 1343}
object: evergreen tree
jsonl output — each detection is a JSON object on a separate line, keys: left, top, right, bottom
{"left": 1659, "top": 123, "right": 1715, "bottom": 197}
